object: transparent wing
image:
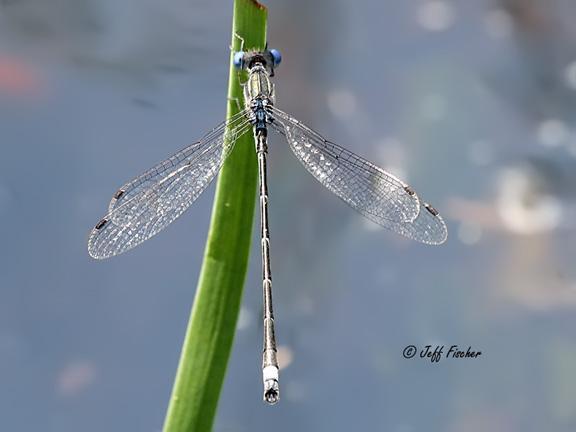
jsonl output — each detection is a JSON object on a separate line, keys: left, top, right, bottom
{"left": 106, "top": 109, "right": 249, "bottom": 212}
{"left": 270, "top": 107, "right": 420, "bottom": 223}
{"left": 383, "top": 202, "right": 447, "bottom": 245}
{"left": 270, "top": 106, "right": 447, "bottom": 245}
{"left": 88, "top": 112, "right": 252, "bottom": 259}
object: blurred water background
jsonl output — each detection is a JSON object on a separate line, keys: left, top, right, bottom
{"left": 1, "top": 0, "right": 576, "bottom": 431}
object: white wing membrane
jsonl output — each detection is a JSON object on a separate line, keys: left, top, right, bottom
{"left": 106, "top": 110, "right": 249, "bottom": 213}
{"left": 270, "top": 106, "right": 447, "bottom": 245}
{"left": 270, "top": 107, "right": 421, "bottom": 222}
{"left": 88, "top": 112, "right": 252, "bottom": 259}
{"left": 88, "top": 101, "right": 446, "bottom": 259}
{"left": 375, "top": 202, "right": 447, "bottom": 245}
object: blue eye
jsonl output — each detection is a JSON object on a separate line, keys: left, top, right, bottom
{"left": 269, "top": 49, "right": 282, "bottom": 67}
{"left": 233, "top": 51, "right": 245, "bottom": 69}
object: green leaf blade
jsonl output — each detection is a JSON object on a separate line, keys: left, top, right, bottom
{"left": 163, "top": 1, "right": 267, "bottom": 431}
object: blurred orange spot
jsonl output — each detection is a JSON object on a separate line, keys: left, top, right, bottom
{"left": 0, "top": 55, "right": 40, "bottom": 95}
{"left": 57, "top": 360, "right": 97, "bottom": 397}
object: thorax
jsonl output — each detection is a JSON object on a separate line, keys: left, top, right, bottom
{"left": 244, "top": 64, "right": 274, "bottom": 105}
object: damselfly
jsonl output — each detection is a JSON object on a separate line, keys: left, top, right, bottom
{"left": 88, "top": 48, "right": 447, "bottom": 405}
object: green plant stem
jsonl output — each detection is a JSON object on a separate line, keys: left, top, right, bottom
{"left": 162, "top": 1, "right": 267, "bottom": 431}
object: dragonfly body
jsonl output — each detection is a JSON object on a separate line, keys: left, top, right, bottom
{"left": 88, "top": 47, "right": 447, "bottom": 405}
{"left": 240, "top": 53, "right": 281, "bottom": 404}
